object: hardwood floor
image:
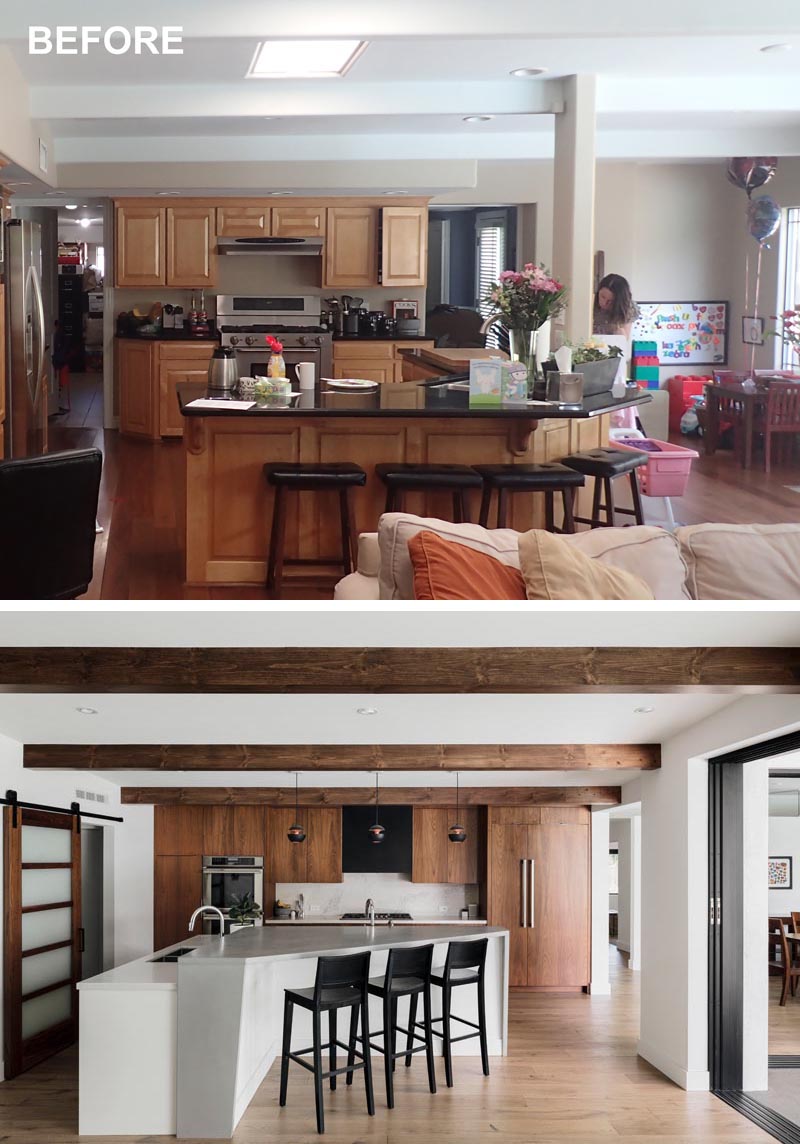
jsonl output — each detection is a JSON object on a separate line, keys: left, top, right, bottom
{"left": 48, "top": 399, "right": 799, "bottom": 600}
{"left": 0, "top": 949, "right": 770, "bottom": 1143}
{"left": 769, "top": 971, "right": 800, "bottom": 1054}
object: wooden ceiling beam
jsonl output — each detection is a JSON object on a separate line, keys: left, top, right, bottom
{"left": 23, "top": 743, "right": 659, "bottom": 771}
{"left": 1, "top": 646, "right": 798, "bottom": 693}
{"left": 121, "top": 785, "right": 623, "bottom": 807}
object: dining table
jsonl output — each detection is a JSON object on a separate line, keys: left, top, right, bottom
{"left": 704, "top": 378, "right": 770, "bottom": 470}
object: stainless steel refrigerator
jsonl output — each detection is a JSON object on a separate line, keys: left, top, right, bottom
{"left": 4, "top": 219, "right": 47, "bottom": 457}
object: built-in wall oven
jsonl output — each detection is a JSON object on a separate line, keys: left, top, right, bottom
{"left": 201, "top": 855, "right": 264, "bottom": 933}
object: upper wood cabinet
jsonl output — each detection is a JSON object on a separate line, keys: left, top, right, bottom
{"left": 216, "top": 204, "right": 271, "bottom": 238}
{"left": 154, "top": 854, "right": 203, "bottom": 950}
{"left": 154, "top": 805, "right": 205, "bottom": 856}
{"left": 324, "top": 206, "right": 378, "bottom": 288}
{"left": 306, "top": 808, "right": 342, "bottom": 884}
{"left": 272, "top": 205, "right": 325, "bottom": 238}
{"left": 166, "top": 205, "right": 216, "bottom": 288}
{"left": 380, "top": 206, "right": 428, "bottom": 287}
{"left": 266, "top": 807, "right": 342, "bottom": 883}
{"left": 412, "top": 807, "right": 479, "bottom": 884}
{"left": 202, "top": 807, "right": 265, "bottom": 856}
{"left": 115, "top": 204, "right": 165, "bottom": 287}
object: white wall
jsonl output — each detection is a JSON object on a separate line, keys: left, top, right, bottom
{"left": 0, "top": 46, "right": 55, "bottom": 181}
{"left": 639, "top": 695, "right": 800, "bottom": 1093}
{"left": 590, "top": 807, "right": 611, "bottom": 995}
{"left": 768, "top": 815, "right": 800, "bottom": 913}
{"left": 275, "top": 871, "right": 476, "bottom": 918}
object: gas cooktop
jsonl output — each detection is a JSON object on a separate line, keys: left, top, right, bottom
{"left": 219, "top": 324, "right": 326, "bottom": 334}
{"left": 340, "top": 911, "right": 413, "bottom": 921}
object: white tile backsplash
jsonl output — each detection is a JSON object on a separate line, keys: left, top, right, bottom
{"left": 275, "top": 872, "right": 477, "bottom": 917}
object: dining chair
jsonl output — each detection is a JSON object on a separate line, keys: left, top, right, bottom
{"left": 761, "top": 381, "right": 800, "bottom": 474}
{"left": 768, "top": 917, "right": 800, "bottom": 1005}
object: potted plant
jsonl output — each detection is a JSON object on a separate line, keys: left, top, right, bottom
{"left": 483, "top": 264, "right": 568, "bottom": 385}
{"left": 227, "top": 892, "right": 263, "bottom": 931}
{"left": 552, "top": 341, "right": 624, "bottom": 397}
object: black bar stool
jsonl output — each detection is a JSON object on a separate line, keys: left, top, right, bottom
{"left": 375, "top": 463, "right": 483, "bottom": 523}
{"left": 279, "top": 950, "right": 374, "bottom": 1135}
{"left": 426, "top": 938, "right": 489, "bottom": 1088}
{"left": 263, "top": 462, "right": 366, "bottom": 597}
{"left": 364, "top": 942, "right": 437, "bottom": 1108}
{"left": 473, "top": 463, "right": 585, "bottom": 532}
{"left": 560, "top": 447, "right": 648, "bottom": 529}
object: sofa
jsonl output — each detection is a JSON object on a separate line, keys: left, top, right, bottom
{"left": 334, "top": 514, "right": 800, "bottom": 601}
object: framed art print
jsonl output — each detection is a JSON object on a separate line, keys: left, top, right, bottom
{"left": 769, "top": 856, "right": 793, "bottom": 889}
{"left": 742, "top": 316, "right": 765, "bottom": 346}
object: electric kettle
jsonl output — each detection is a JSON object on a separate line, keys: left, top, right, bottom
{"left": 207, "top": 347, "right": 238, "bottom": 392}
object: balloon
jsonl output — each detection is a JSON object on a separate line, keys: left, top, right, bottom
{"left": 727, "top": 156, "right": 778, "bottom": 196}
{"left": 747, "top": 194, "right": 781, "bottom": 244}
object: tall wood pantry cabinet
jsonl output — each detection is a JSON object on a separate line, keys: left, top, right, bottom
{"left": 488, "top": 807, "right": 590, "bottom": 989}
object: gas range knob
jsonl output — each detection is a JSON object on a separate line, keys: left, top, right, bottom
{"left": 245, "top": 335, "right": 256, "bottom": 346}
{"left": 314, "top": 336, "right": 322, "bottom": 345}
{"left": 229, "top": 336, "right": 240, "bottom": 346}
{"left": 298, "top": 336, "right": 308, "bottom": 346}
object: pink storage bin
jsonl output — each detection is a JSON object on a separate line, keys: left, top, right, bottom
{"left": 614, "top": 437, "right": 699, "bottom": 498}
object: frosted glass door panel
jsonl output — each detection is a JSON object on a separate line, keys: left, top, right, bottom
{"left": 22, "top": 907, "right": 72, "bottom": 952}
{"left": 21, "top": 985, "right": 72, "bottom": 1039}
{"left": 22, "top": 947, "right": 72, "bottom": 996}
{"left": 21, "top": 868, "right": 71, "bottom": 908}
{"left": 21, "top": 825, "right": 71, "bottom": 864}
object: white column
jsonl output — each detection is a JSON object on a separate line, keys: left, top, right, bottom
{"left": 590, "top": 808, "right": 610, "bottom": 994}
{"left": 629, "top": 817, "right": 642, "bottom": 972}
{"left": 552, "top": 74, "right": 597, "bottom": 343}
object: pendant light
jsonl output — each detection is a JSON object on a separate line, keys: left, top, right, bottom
{"left": 287, "top": 774, "right": 306, "bottom": 843}
{"left": 368, "top": 772, "right": 385, "bottom": 844}
{"left": 449, "top": 772, "right": 467, "bottom": 844}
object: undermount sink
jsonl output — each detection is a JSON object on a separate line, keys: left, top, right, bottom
{"left": 149, "top": 947, "right": 196, "bottom": 963}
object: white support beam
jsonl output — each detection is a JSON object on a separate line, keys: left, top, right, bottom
{"left": 552, "top": 74, "right": 596, "bottom": 343}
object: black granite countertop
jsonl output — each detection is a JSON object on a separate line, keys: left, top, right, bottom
{"left": 116, "top": 330, "right": 219, "bottom": 343}
{"left": 177, "top": 378, "right": 651, "bottom": 420}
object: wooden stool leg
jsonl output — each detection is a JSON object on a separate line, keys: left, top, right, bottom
{"left": 385, "top": 486, "right": 397, "bottom": 513}
{"left": 405, "top": 993, "right": 418, "bottom": 1067}
{"left": 329, "top": 1008, "right": 337, "bottom": 1091}
{"left": 339, "top": 489, "right": 354, "bottom": 576}
{"left": 562, "top": 488, "right": 576, "bottom": 534}
{"left": 383, "top": 992, "right": 394, "bottom": 1108}
{"left": 544, "top": 490, "right": 555, "bottom": 532}
{"left": 460, "top": 490, "right": 471, "bottom": 523}
{"left": 312, "top": 1008, "right": 325, "bottom": 1133}
{"left": 496, "top": 487, "right": 509, "bottom": 528}
{"left": 629, "top": 470, "right": 645, "bottom": 526}
{"left": 478, "top": 484, "right": 493, "bottom": 528}
{"left": 590, "top": 477, "right": 603, "bottom": 528}
{"left": 604, "top": 477, "right": 615, "bottom": 527}
{"left": 362, "top": 999, "right": 375, "bottom": 1116}
{"left": 267, "top": 485, "right": 287, "bottom": 597}
{"left": 423, "top": 984, "right": 437, "bottom": 1094}
{"left": 279, "top": 997, "right": 293, "bottom": 1106}
{"left": 390, "top": 996, "right": 398, "bottom": 1073}
{"left": 346, "top": 1003, "right": 359, "bottom": 1085}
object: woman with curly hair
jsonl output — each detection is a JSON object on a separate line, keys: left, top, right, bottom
{"left": 593, "top": 273, "right": 639, "bottom": 340}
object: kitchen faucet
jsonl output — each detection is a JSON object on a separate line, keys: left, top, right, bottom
{"left": 188, "top": 905, "right": 226, "bottom": 937}
{"left": 297, "top": 893, "right": 305, "bottom": 919}
{"left": 365, "top": 897, "right": 376, "bottom": 925}
{"left": 479, "top": 312, "right": 502, "bottom": 338}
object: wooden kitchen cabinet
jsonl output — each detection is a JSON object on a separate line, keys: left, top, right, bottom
{"left": 166, "top": 205, "right": 216, "bottom": 288}
{"left": 216, "top": 203, "right": 271, "bottom": 237}
{"left": 332, "top": 339, "right": 435, "bottom": 384}
{"left": 324, "top": 206, "right": 378, "bottom": 288}
{"left": 158, "top": 343, "right": 215, "bottom": 438}
{"left": 154, "top": 854, "right": 202, "bottom": 949}
{"left": 118, "top": 338, "right": 157, "bottom": 438}
{"left": 412, "top": 807, "right": 479, "bottom": 884}
{"left": 380, "top": 206, "right": 428, "bottom": 287}
{"left": 154, "top": 805, "right": 205, "bottom": 856}
{"left": 202, "top": 807, "right": 265, "bottom": 856}
{"left": 306, "top": 808, "right": 343, "bottom": 884}
{"left": 272, "top": 205, "right": 326, "bottom": 238}
{"left": 266, "top": 807, "right": 342, "bottom": 883}
{"left": 115, "top": 203, "right": 165, "bottom": 287}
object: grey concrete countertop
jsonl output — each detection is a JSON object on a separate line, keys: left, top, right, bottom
{"left": 262, "top": 915, "right": 488, "bottom": 926}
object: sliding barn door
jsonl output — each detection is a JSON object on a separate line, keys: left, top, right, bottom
{"left": 3, "top": 807, "right": 82, "bottom": 1078}
{"left": 526, "top": 818, "right": 591, "bottom": 990}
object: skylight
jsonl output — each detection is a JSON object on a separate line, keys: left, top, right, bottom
{"left": 247, "top": 40, "right": 366, "bottom": 79}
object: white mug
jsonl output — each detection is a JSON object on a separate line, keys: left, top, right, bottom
{"left": 296, "top": 362, "right": 316, "bottom": 389}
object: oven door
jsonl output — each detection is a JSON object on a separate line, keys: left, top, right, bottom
{"left": 233, "top": 347, "right": 322, "bottom": 389}
{"left": 202, "top": 867, "right": 264, "bottom": 913}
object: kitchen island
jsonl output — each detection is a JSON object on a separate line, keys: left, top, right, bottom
{"left": 177, "top": 378, "right": 650, "bottom": 588}
{"left": 78, "top": 922, "right": 508, "bottom": 1139}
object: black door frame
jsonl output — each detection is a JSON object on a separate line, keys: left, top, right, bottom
{"left": 708, "top": 729, "right": 800, "bottom": 1143}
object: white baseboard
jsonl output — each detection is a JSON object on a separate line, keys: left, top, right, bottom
{"left": 589, "top": 980, "right": 611, "bottom": 995}
{"left": 637, "top": 1038, "right": 709, "bottom": 1091}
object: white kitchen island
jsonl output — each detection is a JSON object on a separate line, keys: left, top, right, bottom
{"left": 78, "top": 922, "right": 508, "bottom": 1139}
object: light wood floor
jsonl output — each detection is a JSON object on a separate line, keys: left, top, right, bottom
{"left": 0, "top": 950, "right": 770, "bottom": 1143}
{"left": 770, "top": 971, "right": 800, "bottom": 1054}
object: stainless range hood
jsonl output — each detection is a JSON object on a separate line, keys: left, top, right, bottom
{"left": 217, "top": 237, "right": 323, "bottom": 256}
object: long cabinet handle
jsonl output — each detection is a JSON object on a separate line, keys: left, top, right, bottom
{"left": 528, "top": 860, "right": 535, "bottom": 928}
{"left": 520, "top": 859, "right": 527, "bottom": 927}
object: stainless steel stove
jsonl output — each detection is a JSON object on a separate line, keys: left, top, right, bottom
{"left": 216, "top": 295, "right": 332, "bottom": 382}
{"left": 340, "top": 912, "right": 413, "bottom": 921}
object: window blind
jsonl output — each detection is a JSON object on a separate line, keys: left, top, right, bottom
{"left": 476, "top": 213, "right": 507, "bottom": 349}
{"left": 780, "top": 207, "right": 800, "bottom": 369}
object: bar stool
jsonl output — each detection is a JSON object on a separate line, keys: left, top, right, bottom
{"left": 560, "top": 447, "right": 648, "bottom": 529}
{"left": 279, "top": 950, "right": 374, "bottom": 1135}
{"left": 263, "top": 462, "right": 366, "bottom": 597}
{"left": 473, "top": 463, "right": 586, "bottom": 532}
{"left": 426, "top": 938, "right": 489, "bottom": 1088}
{"left": 375, "top": 463, "right": 483, "bottom": 523}
{"left": 364, "top": 942, "right": 437, "bottom": 1108}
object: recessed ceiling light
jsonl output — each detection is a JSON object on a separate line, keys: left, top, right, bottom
{"left": 634, "top": 706, "right": 655, "bottom": 715}
{"left": 760, "top": 42, "right": 791, "bottom": 52}
{"left": 75, "top": 706, "right": 98, "bottom": 715}
{"left": 357, "top": 707, "right": 378, "bottom": 716}
{"left": 45, "top": 191, "right": 66, "bottom": 197}
{"left": 156, "top": 191, "right": 181, "bottom": 196}
{"left": 463, "top": 115, "right": 494, "bottom": 123}
{"left": 269, "top": 191, "right": 293, "bottom": 196}
{"left": 247, "top": 39, "right": 366, "bottom": 79}
{"left": 510, "top": 66, "right": 548, "bottom": 77}
{"left": 5, "top": 181, "right": 32, "bottom": 187}
{"left": 79, "top": 218, "right": 91, "bottom": 228}
{"left": 65, "top": 204, "right": 78, "bottom": 210}
{"left": 383, "top": 190, "right": 409, "bottom": 196}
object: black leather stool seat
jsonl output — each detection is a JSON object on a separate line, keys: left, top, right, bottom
{"left": 430, "top": 968, "right": 481, "bottom": 986}
{"left": 375, "top": 462, "right": 482, "bottom": 489}
{"left": 367, "top": 974, "right": 426, "bottom": 996}
{"left": 285, "top": 983, "right": 363, "bottom": 1011}
{"left": 473, "top": 462, "right": 585, "bottom": 490}
{"left": 561, "top": 447, "right": 648, "bottom": 478}
{"left": 263, "top": 462, "right": 367, "bottom": 489}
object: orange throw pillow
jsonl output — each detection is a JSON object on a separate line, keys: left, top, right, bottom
{"left": 408, "top": 529, "right": 526, "bottom": 600}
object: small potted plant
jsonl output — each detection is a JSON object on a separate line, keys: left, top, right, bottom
{"left": 549, "top": 341, "right": 624, "bottom": 397}
{"left": 227, "top": 892, "right": 263, "bottom": 932}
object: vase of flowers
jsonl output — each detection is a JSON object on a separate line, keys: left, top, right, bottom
{"left": 484, "top": 264, "right": 568, "bottom": 388}
{"left": 770, "top": 307, "right": 800, "bottom": 362}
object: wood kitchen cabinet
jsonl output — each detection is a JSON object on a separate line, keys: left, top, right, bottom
{"left": 115, "top": 203, "right": 165, "bottom": 287}
{"left": 272, "top": 205, "right": 325, "bottom": 238}
{"left": 154, "top": 805, "right": 205, "bottom": 855}
{"left": 216, "top": 203, "right": 271, "bottom": 237}
{"left": 412, "top": 807, "right": 479, "bottom": 884}
{"left": 166, "top": 205, "right": 216, "bottom": 288}
{"left": 202, "top": 806, "right": 265, "bottom": 856}
{"left": 118, "top": 338, "right": 157, "bottom": 438}
{"left": 154, "top": 854, "right": 203, "bottom": 949}
{"left": 324, "top": 206, "right": 378, "bottom": 288}
{"left": 332, "top": 340, "right": 435, "bottom": 384}
{"left": 266, "top": 807, "right": 342, "bottom": 883}
{"left": 158, "top": 343, "right": 215, "bottom": 438}
{"left": 380, "top": 206, "right": 428, "bottom": 287}
{"left": 488, "top": 808, "right": 590, "bottom": 989}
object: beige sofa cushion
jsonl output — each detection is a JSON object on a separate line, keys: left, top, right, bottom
{"left": 676, "top": 523, "right": 800, "bottom": 600}
{"left": 519, "top": 531, "right": 654, "bottom": 600}
{"left": 377, "top": 514, "right": 690, "bottom": 600}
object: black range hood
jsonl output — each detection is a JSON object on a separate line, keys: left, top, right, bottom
{"left": 341, "top": 806, "right": 412, "bottom": 874}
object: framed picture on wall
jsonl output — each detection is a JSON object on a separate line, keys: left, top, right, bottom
{"left": 769, "top": 856, "right": 793, "bottom": 889}
{"left": 742, "top": 316, "right": 765, "bottom": 346}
